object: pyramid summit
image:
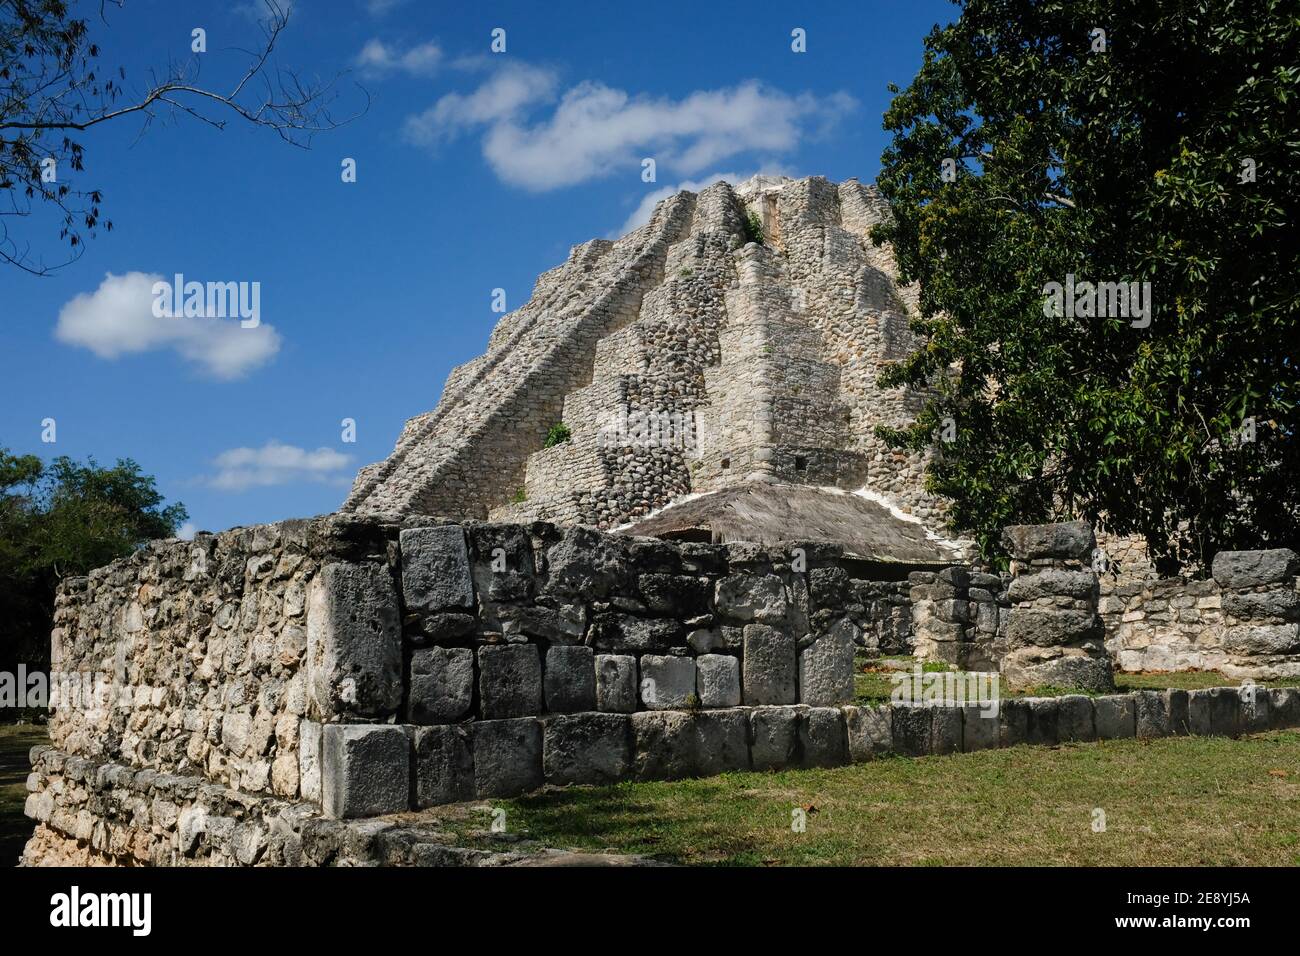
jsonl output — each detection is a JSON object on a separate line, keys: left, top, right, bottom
{"left": 344, "top": 174, "right": 956, "bottom": 562}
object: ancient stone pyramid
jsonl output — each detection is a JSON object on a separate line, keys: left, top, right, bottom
{"left": 343, "top": 175, "right": 956, "bottom": 562}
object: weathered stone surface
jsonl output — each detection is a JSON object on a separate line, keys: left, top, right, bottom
{"left": 472, "top": 718, "right": 542, "bottom": 797}
{"left": 1001, "top": 650, "right": 1115, "bottom": 693}
{"left": 1220, "top": 624, "right": 1300, "bottom": 656}
{"left": 998, "top": 698, "right": 1030, "bottom": 747}
{"left": 544, "top": 526, "right": 630, "bottom": 601}
{"left": 742, "top": 624, "right": 797, "bottom": 705}
{"left": 1211, "top": 548, "right": 1299, "bottom": 589}
{"left": 694, "top": 710, "right": 751, "bottom": 775}
{"left": 750, "top": 706, "right": 799, "bottom": 770}
{"left": 408, "top": 646, "right": 474, "bottom": 724}
{"left": 477, "top": 644, "right": 542, "bottom": 719}
{"left": 890, "top": 705, "right": 932, "bottom": 756}
{"left": 1135, "top": 690, "right": 1173, "bottom": 738}
{"left": 595, "top": 654, "right": 637, "bottom": 713}
{"left": 1186, "top": 688, "right": 1214, "bottom": 736}
{"left": 961, "top": 702, "right": 999, "bottom": 751}
{"left": 696, "top": 654, "right": 741, "bottom": 708}
{"left": 298, "top": 719, "right": 322, "bottom": 802}
{"left": 798, "top": 629, "right": 855, "bottom": 706}
{"left": 1002, "top": 521, "right": 1094, "bottom": 561}
{"left": 589, "top": 613, "right": 684, "bottom": 652}
{"left": 929, "top": 705, "right": 962, "bottom": 755}
{"left": 844, "top": 704, "right": 893, "bottom": 761}
{"left": 399, "top": 525, "right": 474, "bottom": 612}
{"left": 1056, "top": 695, "right": 1096, "bottom": 742}
{"left": 639, "top": 654, "right": 697, "bottom": 709}
{"left": 1239, "top": 684, "right": 1271, "bottom": 734}
{"left": 1222, "top": 589, "right": 1300, "bottom": 622}
{"left": 1007, "top": 569, "right": 1099, "bottom": 603}
{"left": 543, "top": 713, "right": 630, "bottom": 785}
{"left": 1022, "top": 698, "right": 1059, "bottom": 745}
{"left": 800, "top": 707, "right": 847, "bottom": 767}
{"left": 1006, "top": 609, "right": 1101, "bottom": 647}
{"left": 630, "top": 711, "right": 695, "bottom": 781}
{"left": 638, "top": 573, "right": 710, "bottom": 617}
{"left": 413, "top": 724, "right": 474, "bottom": 807}
{"left": 1268, "top": 687, "right": 1300, "bottom": 730}
{"left": 715, "top": 574, "right": 787, "bottom": 623}
{"left": 307, "top": 562, "right": 403, "bottom": 720}
{"left": 1093, "top": 695, "right": 1137, "bottom": 739}
{"left": 321, "top": 724, "right": 409, "bottom": 819}
{"left": 543, "top": 645, "right": 596, "bottom": 713}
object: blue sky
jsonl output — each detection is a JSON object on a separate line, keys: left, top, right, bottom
{"left": 1, "top": 0, "right": 956, "bottom": 536}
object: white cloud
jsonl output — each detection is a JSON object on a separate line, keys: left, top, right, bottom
{"left": 356, "top": 38, "right": 442, "bottom": 76}
{"left": 616, "top": 167, "right": 795, "bottom": 236}
{"left": 54, "top": 272, "right": 281, "bottom": 380}
{"left": 205, "top": 441, "right": 353, "bottom": 491}
{"left": 404, "top": 71, "right": 855, "bottom": 191}
{"left": 403, "top": 62, "right": 558, "bottom": 146}
{"left": 364, "top": 0, "right": 408, "bottom": 14}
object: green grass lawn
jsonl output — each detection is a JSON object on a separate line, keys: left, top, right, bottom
{"left": 0, "top": 724, "right": 48, "bottom": 867}
{"left": 493, "top": 731, "right": 1300, "bottom": 866}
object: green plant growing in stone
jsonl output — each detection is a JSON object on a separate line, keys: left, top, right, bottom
{"left": 543, "top": 423, "right": 572, "bottom": 448}
{"left": 511, "top": 488, "right": 527, "bottom": 504}
{"left": 679, "top": 267, "right": 694, "bottom": 278}
{"left": 743, "top": 211, "right": 764, "bottom": 246}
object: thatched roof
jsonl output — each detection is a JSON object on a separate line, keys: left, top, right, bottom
{"left": 619, "top": 482, "right": 963, "bottom": 565}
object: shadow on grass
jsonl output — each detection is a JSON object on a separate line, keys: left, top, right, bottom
{"left": 0, "top": 726, "right": 48, "bottom": 867}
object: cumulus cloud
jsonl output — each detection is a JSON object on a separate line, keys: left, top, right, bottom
{"left": 205, "top": 442, "right": 353, "bottom": 491}
{"left": 54, "top": 272, "right": 281, "bottom": 379}
{"left": 616, "top": 167, "right": 795, "bottom": 236}
{"left": 356, "top": 38, "right": 442, "bottom": 76}
{"left": 404, "top": 70, "right": 855, "bottom": 191}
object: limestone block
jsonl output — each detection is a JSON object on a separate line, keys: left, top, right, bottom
{"left": 1007, "top": 569, "right": 1099, "bottom": 603}
{"left": 1220, "top": 624, "right": 1300, "bottom": 655}
{"left": 1002, "top": 521, "right": 1095, "bottom": 562}
{"left": 1093, "top": 694, "right": 1137, "bottom": 739}
{"left": 750, "top": 706, "right": 799, "bottom": 770}
{"left": 800, "top": 707, "right": 848, "bottom": 767}
{"left": 543, "top": 645, "right": 596, "bottom": 713}
{"left": 1239, "top": 684, "right": 1271, "bottom": 734}
{"left": 1222, "top": 589, "right": 1300, "bottom": 622}
{"left": 845, "top": 704, "right": 893, "bottom": 761}
{"left": 321, "top": 724, "right": 410, "bottom": 819}
{"left": 742, "top": 623, "right": 797, "bottom": 705}
{"left": 543, "top": 713, "right": 630, "bottom": 785}
{"left": 640, "top": 654, "right": 697, "bottom": 710}
{"left": 929, "top": 705, "right": 963, "bottom": 755}
{"left": 399, "top": 525, "right": 475, "bottom": 612}
{"left": 1135, "top": 690, "right": 1173, "bottom": 738}
{"left": 961, "top": 702, "right": 999, "bottom": 751}
{"left": 307, "top": 562, "right": 403, "bottom": 720}
{"left": 798, "top": 628, "right": 855, "bottom": 706}
{"left": 1057, "top": 695, "right": 1096, "bottom": 742}
{"left": 595, "top": 654, "right": 637, "bottom": 713}
{"left": 299, "top": 719, "right": 322, "bottom": 802}
{"left": 890, "top": 705, "right": 932, "bottom": 756}
{"left": 472, "top": 718, "right": 543, "bottom": 798}
{"left": 998, "top": 699, "right": 1030, "bottom": 747}
{"left": 408, "top": 646, "right": 474, "bottom": 724}
{"left": 1210, "top": 549, "right": 1299, "bottom": 589}
{"left": 477, "top": 644, "right": 542, "bottom": 719}
{"left": 630, "top": 711, "right": 695, "bottom": 781}
{"left": 715, "top": 573, "right": 787, "bottom": 623}
{"left": 1006, "top": 609, "right": 1101, "bottom": 648}
{"left": 413, "top": 724, "right": 474, "bottom": 807}
{"left": 694, "top": 709, "right": 752, "bottom": 775}
{"left": 696, "top": 654, "right": 741, "bottom": 707}
{"left": 1268, "top": 687, "right": 1300, "bottom": 730}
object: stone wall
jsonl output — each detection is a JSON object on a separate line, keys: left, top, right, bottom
{"left": 1103, "top": 549, "right": 1300, "bottom": 679}
{"left": 909, "top": 567, "right": 1009, "bottom": 671}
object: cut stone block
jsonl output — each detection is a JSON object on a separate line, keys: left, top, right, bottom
{"left": 1210, "top": 548, "right": 1299, "bottom": 588}
{"left": 961, "top": 703, "right": 999, "bottom": 751}
{"left": 542, "top": 713, "right": 630, "bottom": 785}
{"left": 845, "top": 704, "right": 893, "bottom": 761}
{"left": 299, "top": 719, "right": 322, "bottom": 802}
{"left": 1002, "top": 521, "right": 1094, "bottom": 561}
{"left": 543, "top": 645, "right": 596, "bottom": 713}
{"left": 399, "top": 525, "right": 474, "bottom": 612}
{"left": 321, "top": 724, "right": 410, "bottom": 819}
{"left": 1007, "top": 569, "right": 1099, "bottom": 603}
{"left": 1006, "top": 609, "right": 1101, "bottom": 648}
{"left": 1023, "top": 698, "right": 1059, "bottom": 746}
{"left": 1187, "top": 688, "right": 1214, "bottom": 736}
{"left": 408, "top": 646, "right": 474, "bottom": 724}
{"left": 715, "top": 573, "right": 787, "bottom": 623}
{"left": 1134, "top": 689, "right": 1187, "bottom": 738}
{"left": 750, "top": 706, "right": 799, "bottom": 770}
{"left": 1239, "top": 684, "right": 1271, "bottom": 734}
{"left": 742, "top": 624, "right": 797, "bottom": 705}
{"left": 1057, "top": 695, "right": 1096, "bottom": 742}
{"left": 1209, "top": 686, "right": 1243, "bottom": 737}
{"left": 1268, "top": 686, "right": 1300, "bottom": 730}
{"left": 307, "top": 561, "right": 403, "bottom": 720}
{"left": 595, "top": 654, "right": 637, "bottom": 713}
{"left": 694, "top": 709, "right": 752, "bottom": 775}
{"left": 630, "top": 711, "right": 695, "bottom": 781}
{"left": 998, "top": 698, "right": 1030, "bottom": 747}
{"left": 639, "top": 654, "right": 697, "bottom": 710}
{"left": 477, "top": 643, "right": 542, "bottom": 719}
{"left": 472, "top": 718, "right": 542, "bottom": 798}
{"left": 1220, "top": 624, "right": 1300, "bottom": 656}
{"left": 798, "top": 629, "right": 855, "bottom": 706}
{"left": 890, "top": 705, "right": 932, "bottom": 756}
{"left": 696, "top": 654, "right": 741, "bottom": 707}
{"left": 800, "top": 707, "right": 848, "bottom": 767}
{"left": 929, "top": 705, "right": 962, "bottom": 755}
{"left": 1093, "top": 694, "right": 1137, "bottom": 739}
{"left": 413, "top": 724, "right": 474, "bottom": 807}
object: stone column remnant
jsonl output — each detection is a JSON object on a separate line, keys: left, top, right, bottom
{"left": 1212, "top": 548, "right": 1300, "bottom": 679}
{"left": 1001, "top": 521, "right": 1115, "bottom": 693}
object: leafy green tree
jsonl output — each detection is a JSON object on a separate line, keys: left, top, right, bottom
{"left": 873, "top": 0, "right": 1299, "bottom": 571}
{"left": 0, "top": 448, "right": 186, "bottom": 678}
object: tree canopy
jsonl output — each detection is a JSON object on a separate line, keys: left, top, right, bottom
{"left": 873, "top": 0, "right": 1300, "bottom": 571}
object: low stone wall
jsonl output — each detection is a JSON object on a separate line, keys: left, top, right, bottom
{"left": 1102, "top": 549, "right": 1300, "bottom": 679}
{"left": 909, "top": 567, "right": 1009, "bottom": 670}
{"left": 25, "top": 683, "right": 1300, "bottom": 865}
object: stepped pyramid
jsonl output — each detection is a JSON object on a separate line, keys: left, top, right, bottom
{"left": 344, "top": 175, "right": 959, "bottom": 563}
